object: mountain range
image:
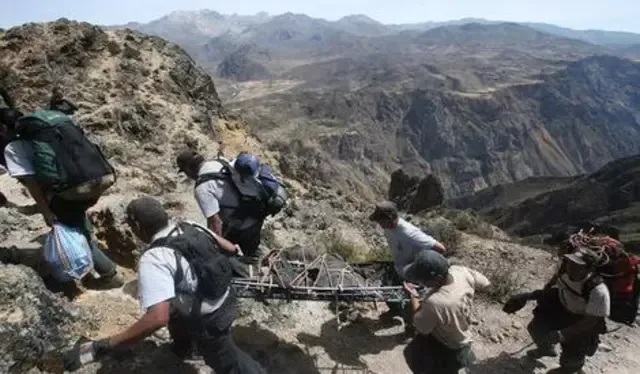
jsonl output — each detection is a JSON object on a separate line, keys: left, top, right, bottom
{"left": 101, "top": 10, "right": 640, "bottom": 201}
{"left": 110, "top": 10, "right": 640, "bottom": 47}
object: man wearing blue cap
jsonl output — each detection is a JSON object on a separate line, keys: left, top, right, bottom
{"left": 402, "top": 250, "right": 491, "bottom": 373}
{"left": 176, "top": 149, "right": 278, "bottom": 265}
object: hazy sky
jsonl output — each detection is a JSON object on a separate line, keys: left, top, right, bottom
{"left": 1, "top": 0, "right": 638, "bottom": 33}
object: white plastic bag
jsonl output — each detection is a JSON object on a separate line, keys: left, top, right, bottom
{"left": 43, "top": 222, "right": 94, "bottom": 282}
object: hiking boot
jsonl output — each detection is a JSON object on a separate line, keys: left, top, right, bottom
{"left": 83, "top": 272, "right": 125, "bottom": 290}
{"left": 527, "top": 346, "right": 558, "bottom": 359}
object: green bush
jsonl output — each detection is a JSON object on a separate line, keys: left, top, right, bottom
{"left": 481, "top": 264, "right": 525, "bottom": 303}
{"left": 322, "top": 228, "right": 368, "bottom": 262}
{"left": 420, "top": 218, "right": 462, "bottom": 253}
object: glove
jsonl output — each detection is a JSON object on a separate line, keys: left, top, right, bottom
{"left": 544, "top": 330, "right": 563, "bottom": 345}
{"left": 502, "top": 292, "right": 533, "bottom": 314}
{"left": 63, "top": 338, "right": 112, "bottom": 372}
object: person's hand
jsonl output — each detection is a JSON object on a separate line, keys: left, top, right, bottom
{"left": 43, "top": 213, "right": 55, "bottom": 227}
{"left": 63, "top": 338, "right": 112, "bottom": 371}
{"left": 403, "top": 281, "right": 420, "bottom": 298}
{"left": 234, "top": 244, "right": 244, "bottom": 257}
{"left": 502, "top": 292, "right": 532, "bottom": 314}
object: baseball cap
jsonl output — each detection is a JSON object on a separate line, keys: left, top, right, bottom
{"left": 402, "top": 250, "right": 450, "bottom": 283}
{"left": 176, "top": 149, "right": 200, "bottom": 173}
{"left": 564, "top": 248, "right": 600, "bottom": 267}
{"left": 368, "top": 201, "right": 398, "bottom": 222}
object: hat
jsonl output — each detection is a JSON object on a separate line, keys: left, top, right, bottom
{"left": 369, "top": 201, "right": 398, "bottom": 222}
{"left": 564, "top": 248, "right": 600, "bottom": 267}
{"left": 402, "top": 250, "right": 450, "bottom": 283}
{"left": 176, "top": 149, "right": 200, "bottom": 173}
{"left": 234, "top": 151, "right": 260, "bottom": 177}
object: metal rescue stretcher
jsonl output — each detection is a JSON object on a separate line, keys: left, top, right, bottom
{"left": 230, "top": 249, "right": 415, "bottom": 303}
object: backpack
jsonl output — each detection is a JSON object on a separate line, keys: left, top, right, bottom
{"left": 150, "top": 221, "right": 233, "bottom": 318}
{"left": 195, "top": 158, "right": 288, "bottom": 221}
{"left": 560, "top": 230, "right": 640, "bottom": 326}
{"left": 13, "top": 109, "right": 116, "bottom": 202}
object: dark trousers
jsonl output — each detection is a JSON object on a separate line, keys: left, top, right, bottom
{"left": 168, "top": 294, "right": 266, "bottom": 374}
{"left": 382, "top": 264, "right": 414, "bottom": 325}
{"left": 527, "top": 288, "right": 606, "bottom": 372}
{"left": 404, "top": 334, "right": 476, "bottom": 374}
{"left": 49, "top": 195, "right": 117, "bottom": 278}
{"left": 224, "top": 220, "right": 265, "bottom": 264}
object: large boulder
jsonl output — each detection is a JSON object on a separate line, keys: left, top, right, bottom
{"left": 0, "top": 264, "right": 95, "bottom": 373}
{"left": 388, "top": 169, "right": 444, "bottom": 214}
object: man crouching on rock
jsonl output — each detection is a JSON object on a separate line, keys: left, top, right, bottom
{"left": 369, "top": 200, "right": 447, "bottom": 332}
{"left": 64, "top": 196, "right": 266, "bottom": 374}
{"left": 523, "top": 248, "right": 609, "bottom": 374}
{"left": 402, "top": 250, "right": 490, "bottom": 373}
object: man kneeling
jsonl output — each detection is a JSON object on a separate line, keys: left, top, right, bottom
{"left": 64, "top": 196, "right": 265, "bottom": 374}
{"left": 402, "top": 250, "right": 490, "bottom": 373}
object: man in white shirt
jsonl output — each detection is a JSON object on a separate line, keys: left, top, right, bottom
{"left": 526, "top": 248, "right": 610, "bottom": 374}
{"left": 176, "top": 149, "right": 267, "bottom": 265}
{"left": 1, "top": 108, "right": 121, "bottom": 289}
{"left": 369, "top": 200, "right": 447, "bottom": 327}
{"left": 402, "top": 250, "right": 490, "bottom": 373}
{"left": 64, "top": 196, "right": 265, "bottom": 373}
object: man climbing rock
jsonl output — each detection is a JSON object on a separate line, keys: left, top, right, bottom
{"left": 524, "top": 248, "right": 610, "bottom": 373}
{"left": 369, "top": 200, "right": 447, "bottom": 330}
{"left": 176, "top": 149, "right": 287, "bottom": 266}
{"left": 402, "top": 250, "right": 489, "bottom": 373}
{"left": 48, "top": 86, "right": 78, "bottom": 115}
{"left": 64, "top": 197, "right": 266, "bottom": 373}
{"left": 1, "top": 100, "right": 122, "bottom": 289}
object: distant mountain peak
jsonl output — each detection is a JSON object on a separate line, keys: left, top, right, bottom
{"left": 338, "top": 14, "right": 383, "bottom": 25}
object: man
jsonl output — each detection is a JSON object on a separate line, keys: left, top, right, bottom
{"left": 402, "top": 250, "right": 490, "bottom": 373}
{"left": 64, "top": 197, "right": 266, "bottom": 373}
{"left": 48, "top": 86, "right": 78, "bottom": 115}
{"left": 525, "top": 248, "right": 609, "bottom": 374}
{"left": 369, "top": 200, "right": 447, "bottom": 325}
{"left": 1, "top": 107, "right": 122, "bottom": 288}
{"left": 176, "top": 149, "right": 268, "bottom": 264}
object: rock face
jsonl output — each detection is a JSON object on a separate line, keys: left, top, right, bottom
{"left": 0, "top": 264, "right": 94, "bottom": 373}
{"left": 0, "top": 18, "right": 228, "bottom": 195}
{"left": 217, "top": 45, "right": 272, "bottom": 81}
{"left": 388, "top": 169, "right": 444, "bottom": 213}
{"left": 451, "top": 155, "right": 640, "bottom": 241}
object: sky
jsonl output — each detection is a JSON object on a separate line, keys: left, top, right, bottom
{"left": 1, "top": 0, "right": 638, "bottom": 33}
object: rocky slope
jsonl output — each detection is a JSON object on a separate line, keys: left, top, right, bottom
{"left": 450, "top": 154, "right": 640, "bottom": 242}
{"left": 227, "top": 55, "right": 640, "bottom": 198}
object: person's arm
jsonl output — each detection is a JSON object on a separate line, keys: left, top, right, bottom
{"left": 431, "top": 239, "right": 447, "bottom": 254}
{"left": 468, "top": 267, "right": 492, "bottom": 291}
{"left": 20, "top": 176, "right": 54, "bottom": 226}
{"left": 195, "top": 185, "right": 224, "bottom": 235}
{"left": 106, "top": 301, "right": 170, "bottom": 347}
{"left": 207, "top": 214, "right": 224, "bottom": 236}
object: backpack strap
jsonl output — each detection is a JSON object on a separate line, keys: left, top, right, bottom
{"left": 148, "top": 223, "right": 205, "bottom": 318}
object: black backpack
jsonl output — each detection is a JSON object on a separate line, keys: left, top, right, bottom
{"left": 195, "top": 158, "right": 274, "bottom": 223}
{"left": 13, "top": 109, "right": 116, "bottom": 202}
{"left": 150, "top": 221, "right": 233, "bottom": 317}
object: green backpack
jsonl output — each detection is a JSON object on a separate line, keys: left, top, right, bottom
{"left": 14, "top": 109, "right": 116, "bottom": 202}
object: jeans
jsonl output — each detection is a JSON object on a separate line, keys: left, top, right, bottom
{"left": 224, "top": 220, "right": 265, "bottom": 264}
{"left": 49, "top": 195, "right": 117, "bottom": 278}
{"left": 168, "top": 292, "right": 266, "bottom": 374}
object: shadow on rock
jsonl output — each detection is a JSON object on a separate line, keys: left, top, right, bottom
{"left": 297, "top": 317, "right": 405, "bottom": 369}
{"left": 234, "top": 321, "right": 321, "bottom": 374}
{"left": 469, "top": 351, "right": 547, "bottom": 374}
{"left": 94, "top": 341, "right": 199, "bottom": 374}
